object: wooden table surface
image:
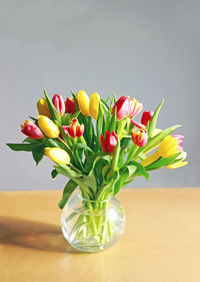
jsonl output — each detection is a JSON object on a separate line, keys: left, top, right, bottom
{"left": 1, "top": 188, "right": 200, "bottom": 282}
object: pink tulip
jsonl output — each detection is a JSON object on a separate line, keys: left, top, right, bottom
{"left": 171, "top": 135, "right": 184, "bottom": 151}
{"left": 132, "top": 128, "right": 148, "bottom": 147}
{"left": 127, "top": 98, "right": 143, "bottom": 118}
{"left": 65, "top": 97, "right": 76, "bottom": 114}
{"left": 111, "top": 96, "right": 130, "bottom": 120}
{"left": 52, "top": 94, "right": 65, "bottom": 116}
{"left": 141, "top": 111, "right": 154, "bottom": 126}
{"left": 100, "top": 131, "right": 118, "bottom": 153}
{"left": 21, "top": 120, "right": 43, "bottom": 139}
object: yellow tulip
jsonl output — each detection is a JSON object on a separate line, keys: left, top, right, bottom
{"left": 89, "top": 92, "right": 100, "bottom": 120}
{"left": 140, "top": 151, "right": 160, "bottom": 167}
{"left": 167, "top": 151, "right": 188, "bottom": 169}
{"left": 158, "top": 135, "right": 178, "bottom": 158}
{"left": 38, "top": 115, "right": 60, "bottom": 138}
{"left": 37, "top": 98, "right": 51, "bottom": 118}
{"left": 76, "top": 90, "right": 90, "bottom": 116}
{"left": 45, "top": 147, "right": 70, "bottom": 165}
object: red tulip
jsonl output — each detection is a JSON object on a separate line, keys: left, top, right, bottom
{"left": 111, "top": 96, "right": 130, "bottom": 120}
{"left": 127, "top": 98, "right": 143, "bottom": 118}
{"left": 52, "top": 94, "right": 65, "bottom": 116}
{"left": 100, "top": 131, "right": 118, "bottom": 153}
{"left": 141, "top": 111, "right": 154, "bottom": 126}
{"left": 171, "top": 135, "right": 184, "bottom": 151}
{"left": 65, "top": 97, "right": 76, "bottom": 114}
{"left": 63, "top": 119, "right": 84, "bottom": 138}
{"left": 21, "top": 120, "right": 43, "bottom": 139}
{"left": 132, "top": 128, "right": 148, "bottom": 147}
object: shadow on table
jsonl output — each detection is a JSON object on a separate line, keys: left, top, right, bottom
{"left": 0, "top": 216, "right": 80, "bottom": 254}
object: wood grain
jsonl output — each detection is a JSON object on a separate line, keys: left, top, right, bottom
{"left": 1, "top": 188, "right": 200, "bottom": 282}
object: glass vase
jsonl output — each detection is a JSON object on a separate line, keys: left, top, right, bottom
{"left": 61, "top": 192, "right": 126, "bottom": 252}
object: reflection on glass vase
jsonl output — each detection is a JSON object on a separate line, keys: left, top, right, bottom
{"left": 61, "top": 192, "right": 126, "bottom": 253}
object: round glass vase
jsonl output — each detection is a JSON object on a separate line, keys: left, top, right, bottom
{"left": 61, "top": 192, "right": 126, "bottom": 253}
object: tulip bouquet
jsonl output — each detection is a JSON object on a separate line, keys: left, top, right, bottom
{"left": 7, "top": 90, "right": 187, "bottom": 251}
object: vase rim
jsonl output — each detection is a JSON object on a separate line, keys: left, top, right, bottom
{"left": 77, "top": 192, "right": 112, "bottom": 203}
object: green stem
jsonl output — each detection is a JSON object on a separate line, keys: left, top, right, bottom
{"left": 108, "top": 137, "right": 120, "bottom": 178}
{"left": 69, "top": 163, "right": 82, "bottom": 174}
{"left": 125, "top": 145, "right": 138, "bottom": 165}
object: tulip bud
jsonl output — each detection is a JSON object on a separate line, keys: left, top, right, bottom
{"left": 111, "top": 96, "right": 130, "bottom": 120}
{"left": 65, "top": 97, "right": 76, "bottom": 114}
{"left": 141, "top": 111, "right": 154, "bottom": 126}
{"left": 158, "top": 135, "right": 178, "bottom": 158}
{"left": 171, "top": 135, "right": 184, "bottom": 151}
{"left": 76, "top": 90, "right": 90, "bottom": 116}
{"left": 127, "top": 98, "right": 143, "bottom": 118}
{"left": 37, "top": 98, "right": 51, "bottom": 118}
{"left": 38, "top": 115, "right": 60, "bottom": 138}
{"left": 45, "top": 147, "right": 70, "bottom": 165}
{"left": 21, "top": 120, "right": 43, "bottom": 139}
{"left": 67, "top": 118, "right": 84, "bottom": 138}
{"left": 100, "top": 131, "right": 118, "bottom": 153}
{"left": 52, "top": 94, "right": 65, "bottom": 116}
{"left": 89, "top": 92, "right": 100, "bottom": 120}
{"left": 132, "top": 128, "right": 148, "bottom": 147}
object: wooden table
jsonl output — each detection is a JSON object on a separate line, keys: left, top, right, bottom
{"left": 1, "top": 188, "right": 200, "bottom": 282}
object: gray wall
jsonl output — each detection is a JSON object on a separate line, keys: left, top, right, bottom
{"left": 1, "top": 0, "right": 199, "bottom": 190}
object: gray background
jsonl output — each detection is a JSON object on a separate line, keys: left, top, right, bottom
{"left": 0, "top": 0, "right": 199, "bottom": 191}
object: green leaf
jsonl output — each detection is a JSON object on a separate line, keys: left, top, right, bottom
{"left": 105, "top": 97, "right": 111, "bottom": 104}
{"left": 46, "top": 138, "right": 59, "bottom": 148}
{"left": 23, "top": 137, "right": 41, "bottom": 144}
{"left": 113, "top": 170, "right": 128, "bottom": 195}
{"left": 71, "top": 90, "right": 79, "bottom": 111}
{"left": 58, "top": 179, "right": 78, "bottom": 209}
{"left": 51, "top": 169, "right": 58, "bottom": 180}
{"left": 113, "top": 92, "right": 117, "bottom": 103}
{"left": 84, "top": 152, "right": 108, "bottom": 174}
{"left": 74, "top": 150, "right": 84, "bottom": 171}
{"left": 70, "top": 109, "right": 81, "bottom": 120}
{"left": 145, "top": 152, "right": 182, "bottom": 171}
{"left": 100, "top": 98, "right": 109, "bottom": 111}
{"left": 7, "top": 143, "right": 36, "bottom": 151}
{"left": 73, "top": 143, "right": 94, "bottom": 154}
{"left": 104, "top": 111, "right": 111, "bottom": 133}
{"left": 54, "top": 163, "right": 82, "bottom": 178}
{"left": 148, "top": 99, "right": 164, "bottom": 137}
{"left": 43, "top": 89, "right": 61, "bottom": 124}
{"left": 96, "top": 102, "right": 103, "bottom": 149}
{"left": 32, "top": 145, "right": 45, "bottom": 165}
{"left": 126, "top": 144, "right": 137, "bottom": 162}
{"left": 118, "top": 151, "right": 125, "bottom": 168}
{"left": 61, "top": 113, "right": 71, "bottom": 125}
{"left": 84, "top": 116, "right": 95, "bottom": 149}
{"left": 126, "top": 165, "right": 138, "bottom": 176}
{"left": 107, "top": 107, "right": 116, "bottom": 132}
{"left": 128, "top": 161, "right": 150, "bottom": 180}
{"left": 120, "top": 137, "right": 133, "bottom": 150}
{"left": 29, "top": 116, "right": 38, "bottom": 122}
{"left": 54, "top": 164, "right": 93, "bottom": 198}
